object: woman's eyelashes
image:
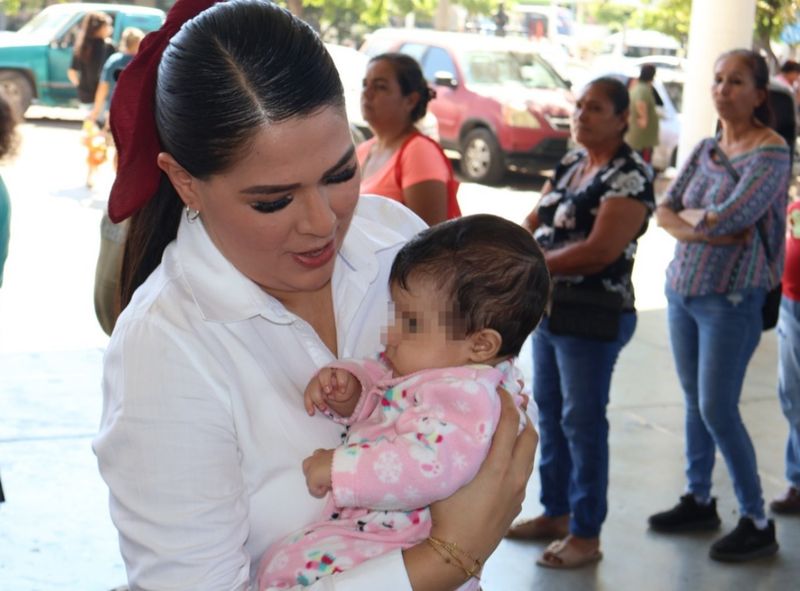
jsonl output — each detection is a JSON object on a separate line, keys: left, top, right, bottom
{"left": 251, "top": 195, "right": 293, "bottom": 213}
{"left": 249, "top": 164, "right": 356, "bottom": 213}
{"left": 325, "top": 164, "right": 358, "bottom": 185}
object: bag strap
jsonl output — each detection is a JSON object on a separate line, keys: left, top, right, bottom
{"left": 394, "top": 131, "right": 461, "bottom": 219}
{"left": 710, "top": 138, "right": 773, "bottom": 262}
{"left": 711, "top": 138, "right": 777, "bottom": 292}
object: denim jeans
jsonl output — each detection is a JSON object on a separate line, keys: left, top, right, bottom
{"left": 532, "top": 312, "right": 636, "bottom": 538}
{"left": 778, "top": 295, "right": 800, "bottom": 488}
{"left": 666, "top": 287, "right": 767, "bottom": 520}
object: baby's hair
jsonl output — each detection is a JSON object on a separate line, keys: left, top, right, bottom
{"left": 390, "top": 214, "right": 550, "bottom": 357}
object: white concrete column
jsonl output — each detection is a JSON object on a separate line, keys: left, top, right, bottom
{"left": 678, "top": 0, "right": 757, "bottom": 164}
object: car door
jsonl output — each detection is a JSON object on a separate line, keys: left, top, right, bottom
{"left": 44, "top": 12, "right": 87, "bottom": 103}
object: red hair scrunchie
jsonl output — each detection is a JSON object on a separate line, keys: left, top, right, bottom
{"left": 107, "top": 0, "right": 222, "bottom": 223}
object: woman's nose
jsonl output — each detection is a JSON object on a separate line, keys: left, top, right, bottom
{"left": 298, "top": 188, "right": 336, "bottom": 236}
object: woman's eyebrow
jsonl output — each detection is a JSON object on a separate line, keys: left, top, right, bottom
{"left": 240, "top": 146, "right": 356, "bottom": 195}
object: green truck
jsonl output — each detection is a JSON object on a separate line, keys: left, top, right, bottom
{"left": 0, "top": 3, "right": 165, "bottom": 117}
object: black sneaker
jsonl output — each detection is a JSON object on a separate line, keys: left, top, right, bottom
{"left": 709, "top": 517, "right": 779, "bottom": 562}
{"left": 648, "top": 494, "right": 721, "bottom": 532}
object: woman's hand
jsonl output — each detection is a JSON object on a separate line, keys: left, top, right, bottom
{"left": 657, "top": 205, "right": 704, "bottom": 242}
{"left": 677, "top": 208, "right": 706, "bottom": 227}
{"left": 431, "top": 388, "right": 536, "bottom": 558}
{"left": 706, "top": 226, "right": 753, "bottom": 246}
{"left": 402, "top": 389, "right": 537, "bottom": 590}
{"left": 658, "top": 205, "right": 752, "bottom": 245}
{"left": 67, "top": 68, "right": 80, "bottom": 87}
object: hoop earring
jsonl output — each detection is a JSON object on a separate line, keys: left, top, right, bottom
{"left": 185, "top": 207, "right": 201, "bottom": 223}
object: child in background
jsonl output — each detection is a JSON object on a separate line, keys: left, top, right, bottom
{"left": 258, "top": 214, "right": 550, "bottom": 590}
{"left": 88, "top": 27, "right": 145, "bottom": 129}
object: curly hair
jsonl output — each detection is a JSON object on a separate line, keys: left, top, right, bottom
{"left": 0, "top": 96, "right": 18, "bottom": 162}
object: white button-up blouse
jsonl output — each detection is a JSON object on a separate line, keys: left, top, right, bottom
{"left": 94, "top": 196, "right": 427, "bottom": 590}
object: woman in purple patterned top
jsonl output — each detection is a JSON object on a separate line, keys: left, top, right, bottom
{"left": 650, "top": 49, "right": 789, "bottom": 563}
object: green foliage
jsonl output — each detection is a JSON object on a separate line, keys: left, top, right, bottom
{"left": 639, "top": 0, "right": 691, "bottom": 43}
{"left": 583, "top": 0, "right": 638, "bottom": 31}
{"left": 460, "top": 0, "right": 516, "bottom": 18}
{"left": 754, "top": 0, "right": 800, "bottom": 41}
{"left": 4, "top": 0, "right": 71, "bottom": 17}
{"left": 585, "top": 0, "right": 800, "bottom": 47}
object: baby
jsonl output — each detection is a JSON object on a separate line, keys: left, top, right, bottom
{"left": 258, "top": 214, "right": 550, "bottom": 590}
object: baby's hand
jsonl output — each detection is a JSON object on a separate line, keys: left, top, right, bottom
{"left": 304, "top": 367, "right": 360, "bottom": 416}
{"left": 302, "top": 448, "right": 334, "bottom": 498}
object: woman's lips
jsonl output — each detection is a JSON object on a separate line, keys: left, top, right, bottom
{"left": 292, "top": 241, "right": 336, "bottom": 268}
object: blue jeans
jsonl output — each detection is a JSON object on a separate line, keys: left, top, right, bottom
{"left": 666, "top": 287, "right": 766, "bottom": 520}
{"left": 532, "top": 313, "right": 636, "bottom": 538}
{"left": 778, "top": 296, "right": 800, "bottom": 488}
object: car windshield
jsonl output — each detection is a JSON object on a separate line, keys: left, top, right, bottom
{"left": 464, "top": 50, "right": 567, "bottom": 89}
{"left": 17, "top": 8, "right": 75, "bottom": 40}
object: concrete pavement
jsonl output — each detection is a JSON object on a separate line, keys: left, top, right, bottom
{"left": 1, "top": 119, "right": 798, "bottom": 590}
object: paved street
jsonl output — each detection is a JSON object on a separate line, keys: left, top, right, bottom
{"left": 1, "top": 115, "right": 797, "bottom": 591}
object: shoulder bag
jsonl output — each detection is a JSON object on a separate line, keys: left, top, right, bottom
{"left": 395, "top": 132, "right": 461, "bottom": 220}
{"left": 545, "top": 155, "right": 629, "bottom": 341}
{"left": 547, "top": 283, "right": 624, "bottom": 341}
{"left": 712, "top": 140, "right": 782, "bottom": 330}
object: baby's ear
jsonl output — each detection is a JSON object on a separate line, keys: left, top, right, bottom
{"left": 467, "top": 329, "right": 503, "bottom": 363}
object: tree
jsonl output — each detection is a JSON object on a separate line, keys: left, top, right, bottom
{"left": 640, "top": 0, "right": 691, "bottom": 45}
{"left": 590, "top": 0, "right": 800, "bottom": 66}
{"left": 753, "top": 0, "right": 800, "bottom": 67}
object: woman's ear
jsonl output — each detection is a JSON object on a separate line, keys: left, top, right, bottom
{"left": 467, "top": 328, "right": 503, "bottom": 364}
{"left": 756, "top": 88, "right": 768, "bottom": 111}
{"left": 157, "top": 152, "right": 201, "bottom": 211}
{"left": 619, "top": 108, "right": 630, "bottom": 134}
{"left": 404, "top": 90, "right": 421, "bottom": 117}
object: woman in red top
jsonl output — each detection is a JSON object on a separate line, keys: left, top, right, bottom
{"left": 358, "top": 53, "right": 450, "bottom": 225}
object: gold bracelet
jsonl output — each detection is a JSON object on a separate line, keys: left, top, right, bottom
{"left": 426, "top": 536, "right": 482, "bottom": 580}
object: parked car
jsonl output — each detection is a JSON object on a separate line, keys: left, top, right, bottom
{"left": 325, "top": 42, "right": 438, "bottom": 144}
{"left": 0, "top": 3, "right": 165, "bottom": 118}
{"left": 361, "top": 28, "right": 574, "bottom": 184}
{"left": 574, "top": 70, "right": 682, "bottom": 171}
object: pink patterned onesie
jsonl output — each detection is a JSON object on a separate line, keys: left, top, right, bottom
{"left": 257, "top": 359, "right": 524, "bottom": 590}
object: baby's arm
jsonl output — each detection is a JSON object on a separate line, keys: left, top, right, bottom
{"left": 303, "top": 358, "right": 389, "bottom": 422}
{"left": 304, "top": 367, "right": 361, "bottom": 418}
{"left": 302, "top": 448, "right": 334, "bottom": 498}
{"left": 330, "top": 370, "right": 504, "bottom": 511}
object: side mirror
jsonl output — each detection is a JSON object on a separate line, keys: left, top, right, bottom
{"left": 434, "top": 71, "right": 457, "bottom": 89}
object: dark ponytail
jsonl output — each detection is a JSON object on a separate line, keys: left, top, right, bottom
{"left": 370, "top": 53, "right": 435, "bottom": 123}
{"left": 120, "top": 0, "right": 344, "bottom": 308}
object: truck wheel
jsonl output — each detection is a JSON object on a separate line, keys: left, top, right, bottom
{"left": 460, "top": 128, "right": 505, "bottom": 184}
{"left": 0, "top": 71, "right": 33, "bottom": 119}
